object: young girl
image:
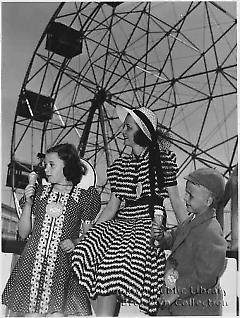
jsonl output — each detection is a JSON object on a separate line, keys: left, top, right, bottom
{"left": 2, "top": 143, "right": 101, "bottom": 316}
{"left": 72, "top": 106, "right": 187, "bottom": 316}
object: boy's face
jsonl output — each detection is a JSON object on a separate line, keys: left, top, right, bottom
{"left": 184, "top": 181, "right": 212, "bottom": 215}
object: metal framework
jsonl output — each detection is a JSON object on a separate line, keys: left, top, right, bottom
{"left": 9, "top": 2, "right": 237, "bottom": 205}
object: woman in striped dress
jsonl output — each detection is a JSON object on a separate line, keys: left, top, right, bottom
{"left": 72, "top": 106, "right": 187, "bottom": 316}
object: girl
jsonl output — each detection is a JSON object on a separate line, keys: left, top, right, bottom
{"left": 2, "top": 143, "right": 101, "bottom": 316}
{"left": 72, "top": 106, "right": 187, "bottom": 316}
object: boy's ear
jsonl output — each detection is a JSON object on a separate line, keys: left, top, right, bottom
{"left": 206, "top": 195, "right": 213, "bottom": 207}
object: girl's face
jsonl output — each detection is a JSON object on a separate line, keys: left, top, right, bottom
{"left": 123, "top": 114, "right": 140, "bottom": 148}
{"left": 45, "top": 152, "right": 66, "bottom": 184}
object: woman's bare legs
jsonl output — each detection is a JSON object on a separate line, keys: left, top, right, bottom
{"left": 92, "top": 294, "right": 118, "bottom": 317}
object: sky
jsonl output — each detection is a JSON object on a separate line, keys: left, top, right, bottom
{"left": 1, "top": 2, "right": 59, "bottom": 206}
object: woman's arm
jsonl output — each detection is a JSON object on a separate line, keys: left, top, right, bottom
{"left": 61, "top": 222, "right": 94, "bottom": 253}
{"left": 70, "top": 222, "right": 93, "bottom": 247}
{"left": 66, "top": 194, "right": 120, "bottom": 250}
{"left": 167, "top": 185, "right": 188, "bottom": 223}
{"left": 95, "top": 193, "right": 120, "bottom": 224}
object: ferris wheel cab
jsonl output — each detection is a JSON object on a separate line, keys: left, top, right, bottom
{"left": 46, "top": 22, "right": 83, "bottom": 59}
{"left": 17, "top": 90, "right": 53, "bottom": 122}
{"left": 6, "top": 160, "right": 40, "bottom": 190}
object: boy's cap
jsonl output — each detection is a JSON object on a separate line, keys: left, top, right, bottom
{"left": 184, "top": 168, "right": 225, "bottom": 199}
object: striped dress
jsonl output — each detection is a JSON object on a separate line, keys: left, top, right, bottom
{"left": 72, "top": 149, "right": 178, "bottom": 315}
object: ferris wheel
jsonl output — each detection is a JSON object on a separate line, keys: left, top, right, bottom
{"left": 7, "top": 1, "right": 237, "bottom": 210}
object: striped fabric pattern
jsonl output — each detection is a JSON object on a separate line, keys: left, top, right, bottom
{"left": 108, "top": 149, "right": 178, "bottom": 218}
{"left": 72, "top": 149, "right": 178, "bottom": 315}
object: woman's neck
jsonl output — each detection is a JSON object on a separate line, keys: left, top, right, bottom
{"left": 132, "top": 145, "right": 147, "bottom": 157}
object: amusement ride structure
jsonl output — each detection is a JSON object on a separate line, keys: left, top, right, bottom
{"left": 6, "top": 1, "right": 237, "bottom": 233}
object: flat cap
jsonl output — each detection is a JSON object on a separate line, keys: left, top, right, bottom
{"left": 185, "top": 168, "right": 225, "bottom": 199}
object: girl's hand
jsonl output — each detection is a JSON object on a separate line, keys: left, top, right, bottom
{"left": 60, "top": 239, "right": 75, "bottom": 253}
{"left": 24, "top": 184, "right": 36, "bottom": 205}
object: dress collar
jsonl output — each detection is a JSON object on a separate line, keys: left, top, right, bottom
{"left": 131, "top": 148, "right": 149, "bottom": 161}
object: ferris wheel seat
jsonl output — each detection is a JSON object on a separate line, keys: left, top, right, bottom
{"left": 17, "top": 90, "right": 53, "bottom": 122}
{"left": 46, "top": 22, "right": 83, "bottom": 59}
{"left": 6, "top": 160, "right": 37, "bottom": 189}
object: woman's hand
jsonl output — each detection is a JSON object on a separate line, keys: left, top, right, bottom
{"left": 60, "top": 239, "right": 75, "bottom": 253}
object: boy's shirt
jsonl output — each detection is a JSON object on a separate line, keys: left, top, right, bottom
{"left": 160, "top": 209, "right": 227, "bottom": 300}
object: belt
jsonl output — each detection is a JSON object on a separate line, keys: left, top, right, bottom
{"left": 125, "top": 195, "right": 163, "bottom": 207}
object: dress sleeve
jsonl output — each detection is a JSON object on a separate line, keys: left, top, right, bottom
{"left": 106, "top": 157, "right": 123, "bottom": 194}
{"left": 81, "top": 186, "right": 101, "bottom": 222}
{"left": 160, "top": 150, "right": 178, "bottom": 187}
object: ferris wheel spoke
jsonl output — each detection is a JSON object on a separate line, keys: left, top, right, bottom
{"left": 9, "top": 1, "right": 237, "bottom": 201}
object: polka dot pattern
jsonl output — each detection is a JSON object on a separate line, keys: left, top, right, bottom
{"left": 2, "top": 184, "right": 101, "bottom": 315}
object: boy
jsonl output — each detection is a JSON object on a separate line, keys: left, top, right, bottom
{"left": 153, "top": 168, "right": 227, "bottom": 316}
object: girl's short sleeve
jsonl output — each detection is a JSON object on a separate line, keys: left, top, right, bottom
{"left": 81, "top": 186, "right": 101, "bottom": 221}
{"left": 161, "top": 150, "right": 178, "bottom": 187}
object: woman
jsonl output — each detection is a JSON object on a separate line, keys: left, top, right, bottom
{"left": 72, "top": 106, "right": 187, "bottom": 316}
{"left": 2, "top": 143, "right": 101, "bottom": 316}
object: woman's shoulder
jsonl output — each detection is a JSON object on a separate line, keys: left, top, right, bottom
{"left": 112, "top": 154, "right": 132, "bottom": 165}
{"left": 159, "top": 149, "right": 177, "bottom": 161}
{"left": 108, "top": 154, "right": 132, "bottom": 170}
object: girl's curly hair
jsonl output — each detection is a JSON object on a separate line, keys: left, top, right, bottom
{"left": 46, "top": 143, "right": 86, "bottom": 185}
